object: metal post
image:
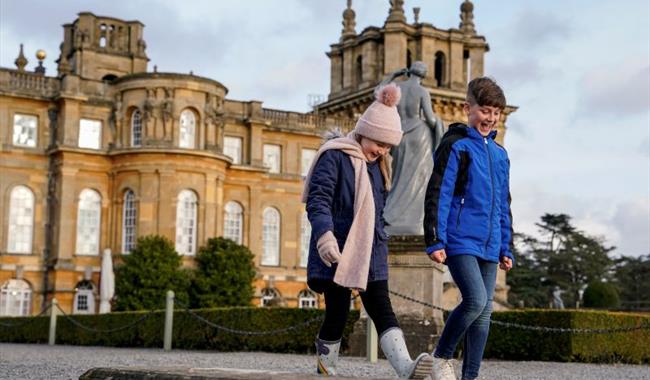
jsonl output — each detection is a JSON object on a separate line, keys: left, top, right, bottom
{"left": 48, "top": 299, "right": 58, "bottom": 346}
{"left": 366, "top": 315, "right": 378, "bottom": 363}
{"left": 163, "top": 290, "right": 174, "bottom": 351}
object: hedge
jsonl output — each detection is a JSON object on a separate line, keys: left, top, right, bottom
{"left": 0, "top": 307, "right": 360, "bottom": 354}
{"left": 486, "top": 309, "right": 650, "bottom": 364}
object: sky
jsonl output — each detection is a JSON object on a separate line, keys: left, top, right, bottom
{"left": 1, "top": 0, "right": 649, "bottom": 258}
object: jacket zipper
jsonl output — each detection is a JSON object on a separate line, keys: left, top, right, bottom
{"left": 456, "top": 197, "right": 465, "bottom": 228}
{"left": 484, "top": 137, "right": 495, "bottom": 253}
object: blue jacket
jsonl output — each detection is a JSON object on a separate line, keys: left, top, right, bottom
{"left": 423, "top": 123, "right": 514, "bottom": 263}
{"left": 306, "top": 150, "right": 390, "bottom": 284}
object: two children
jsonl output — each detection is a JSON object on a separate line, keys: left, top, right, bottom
{"left": 303, "top": 84, "right": 433, "bottom": 379}
{"left": 424, "top": 77, "right": 514, "bottom": 380}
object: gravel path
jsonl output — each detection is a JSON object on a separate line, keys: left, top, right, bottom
{"left": 0, "top": 343, "right": 648, "bottom": 380}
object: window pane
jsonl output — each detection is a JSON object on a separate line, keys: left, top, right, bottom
{"left": 263, "top": 144, "right": 281, "bottom": 174}
{"left": 79, "top": 119, "right": 102, "bottom": 149}
{"left": 175, "top": 190, "right": 197, "bottom": 255}
{"left": 0, "top": 279, "right": 32, "bottom": 316}
{"left": 7, "top": 186, "right": 34, "bottom": 254}
{"left": 179, "top": 110, "right": 196, "bottom": 148}
{"left": 224, "top": 201, "right": 243, "bottom": 244}
{"left": 75, "top": 189, "right": 101, "bottom": 255}
{"left": 301, "top": 149, "right": 317, "bottom": 177}
{"left": 224, "top": 136, "right": 242, "bottom": 164}
{"left": 122, "top": 190, "right": 137, "bottom": 253}
{"left": 261, "top": 208, "right": 280, "bottom": 266}
{"left": 12, "top": 114, "right": 37, "bottom": 147}
{"left": 131, "top": 110, "right": 142, "bottom": 146}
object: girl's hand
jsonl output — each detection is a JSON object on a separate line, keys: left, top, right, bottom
{"left": 499, "top": 256, "right": 513, "bottom": 271}
{"left": 429, "top": 249, "right": 446, "bottom": 264}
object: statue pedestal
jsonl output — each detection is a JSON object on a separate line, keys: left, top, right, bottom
{"left": 347, "top": 235, "right": 446, "bottom": 356}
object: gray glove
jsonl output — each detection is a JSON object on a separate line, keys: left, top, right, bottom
{"left": 317, "top": 231, "right": 342, "bottom": 267}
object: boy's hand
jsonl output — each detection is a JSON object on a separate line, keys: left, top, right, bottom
{"left": 499, "top": 256, "right": 513, "bottom": 271}
{"left": 428, "top": 249, "right": 447, "bottom": 264}
{"left": 317, "top": 231, "right": 342, "bottom": 267}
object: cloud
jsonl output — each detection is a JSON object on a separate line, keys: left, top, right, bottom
{"left": 512, "top": 182, "right": 650, "bottom": 257}
{"left": 509, "top": 8, "right": 572, "bottom": 50}
{"left": 576, "top": 62, "right": 650, "bottom": 117}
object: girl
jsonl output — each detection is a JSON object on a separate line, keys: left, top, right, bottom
{"left": 303, "top": 84, "right": 432, "bottom": 379}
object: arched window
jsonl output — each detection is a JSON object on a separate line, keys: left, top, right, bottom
{"left": 434, "top": 51, "right": 446, "bottom": 87}
{"left": 0, "top": 279, "right": 31, "bottom": 316}
{"left": 300, "top": 212, "right": 311, "bottom": 268}
{"left": 76, "top": 189, "right": 101, "bottom": 256}
{"left": 73, "top": 280, "right": 95, "bottom": 315}
{"left": 175, "top": 190, "right": 197, "bottom": 255}
{"left": 122, "top": 190, "right": 137, "bottom": 253}
{"left": 7, "top": 185, "right": 34, "bottom": 254}
{"left": 260, "top": 287, "right": 280, "bottom": 307}
{"left": 298, "top": 289, "right": 317, "bottom": 309}
{"left": 179, "top": 110, "right": 196, "bottom": 149}
{"left": 224, "top": 201, "right": 243, "bottom": 244}
{"left": 131, "top": 109, "right": 142, "bottom": 147}
{"left": 356, "top": 55, "right": 363, "bottom": 86}
{"left": 261, "top": 207, "right": 280, "bottom": 266}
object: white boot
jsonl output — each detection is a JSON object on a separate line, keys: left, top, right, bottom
{"left": 315, "top": 338, "right": 341, "bottom": 376}
{"left": 431, "top": 356, "right": 457, "bottom": 380}
{"left": 380, "top": 327, "right": 433, "bottom": 379}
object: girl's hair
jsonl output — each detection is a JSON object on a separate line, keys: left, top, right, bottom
{"left": 354, "top": 132, "right": 393, "bottom": 191}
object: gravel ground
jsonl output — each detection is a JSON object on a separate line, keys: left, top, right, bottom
{"left": 0, "top": 343, "right": 648, "bottom": 380}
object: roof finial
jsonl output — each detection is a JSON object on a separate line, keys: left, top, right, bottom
{"left": 413, "top": 7, "right": 420, "bottom": 24}
{"left": 341, "top": 0, "right": 356, "bottom": 41}
{"left": 386, "top": 0, "right": 406, "bottom": 23}
{"left": 15, "top": 44, "right": 28, "bottom": 71}
{"left": 57, "top": 42, "right": 72, "bottom": 76}
{"left": 459, "top": 0, "right": 476, "bottom": 34}
{"left": 35, "top": 50, "right": 46, "bottom": 75}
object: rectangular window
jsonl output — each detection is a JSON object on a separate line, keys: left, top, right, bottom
{"left": 12, "top": 114, "right": 38, "bottom": 147}
{"left": 223, "top": 136, "right": 243, "bottom": 164}
{"left": 78, "top": 119, "right": 102, "bottom": 149}
{"left": 301, "top": 148, "right": 317, "bottom": 177}
{"left": 263, "top": 144, "right": 281, "bottom": 174}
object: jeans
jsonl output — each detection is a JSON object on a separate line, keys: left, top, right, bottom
{"left": 434, "top": 254, "right": 497, "bottom": 380}
{"left": 310, "top": 279, "right": 399, "bottom": 341}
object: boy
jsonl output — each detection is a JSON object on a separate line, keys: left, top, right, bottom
{"left": 423, "top": 77, "right": 514, "bottom": 380}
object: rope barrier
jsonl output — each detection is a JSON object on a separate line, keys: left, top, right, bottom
{"left": 173, "top": 298, "right": 324, "bottom": 336}
{"left": 388, "top": 289, "right": 650, "bottom": 334}
{"left": 0, "top": 303, "right": 53, "bottom": 328}
{"left": 53, "top": 303, "right": 156, "bottom": 333}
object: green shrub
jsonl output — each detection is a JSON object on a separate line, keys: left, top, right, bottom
{"left": 486, "top": 309, "right": 650, "bottom": 364}
{"left": 114, "top": 235, "right": 191, "bottom": 311}
{"left": 583, "top": 281, "right": 620, "bottom": 309}
{"left": 0, "top": 307, "right": 360, "bottom": 354}
{"left": 190, "top": 237, "right": 256, "bottom": 308}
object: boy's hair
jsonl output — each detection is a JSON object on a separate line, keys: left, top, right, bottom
{"left": 466, "top": 77, "right": 506, "bottom": 109}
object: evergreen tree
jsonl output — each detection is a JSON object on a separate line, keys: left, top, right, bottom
{"left": 583, "top": 280, "right": 620, "bottom": 309}
{"left": 506, "top": 233, "right": 549, "bottom": 308}
{"left": 114, "top": 235, "right": 190, "bottom": 311}
{"left": 612, "top": 254, "right": 650, "bottom": 311}
{"left": 190, "top": 237, "right": 256, "bottom": 308}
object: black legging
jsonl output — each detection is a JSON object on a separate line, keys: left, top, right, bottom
{"left": 311, "top": 279, "right": 399, "bottom": 341}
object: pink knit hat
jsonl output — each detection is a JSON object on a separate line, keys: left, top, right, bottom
{"left": 354, "top": 84, "right": 403, "bottom": 146}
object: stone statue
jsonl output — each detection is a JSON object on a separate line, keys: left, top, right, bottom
{"left": 552, "top": 286, "right": 565, "bottom": 309}
{"left": 381, "top": 61, "right": 444, "bottom": 235}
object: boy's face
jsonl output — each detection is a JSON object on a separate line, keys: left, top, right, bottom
{"left": 360, "top": 137, "right": 391, "bottom": 162}
{"left": 464, "top": 102, "right": 501, "bottom": 137}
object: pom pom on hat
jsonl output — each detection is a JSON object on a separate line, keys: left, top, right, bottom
{"left": 375, "top": 83, "right": 401, "bottom": 107}
{"left": 354, "top": 84, "right": 403, "bottom": 146}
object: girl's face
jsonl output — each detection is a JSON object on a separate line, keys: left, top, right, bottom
{"left": 360, "top": 137, "right": 391, "bottom": 162}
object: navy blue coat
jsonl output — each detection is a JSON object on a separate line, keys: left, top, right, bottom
{"left": 306, "top": 150, "right": 390, "bottom": 287}
{"left": 424, "top": 123, "right": 514, "bottom": 263}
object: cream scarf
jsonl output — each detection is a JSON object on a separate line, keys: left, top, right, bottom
{"left": 302, "top": 131, "right": 380, "bottom": 291}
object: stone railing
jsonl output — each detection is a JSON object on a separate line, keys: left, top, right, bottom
{"left": 0, "top": 69, "right": 60, "bottom": 97}
{"left": 262, "top": 108, "right": 355, "bottom": 132}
